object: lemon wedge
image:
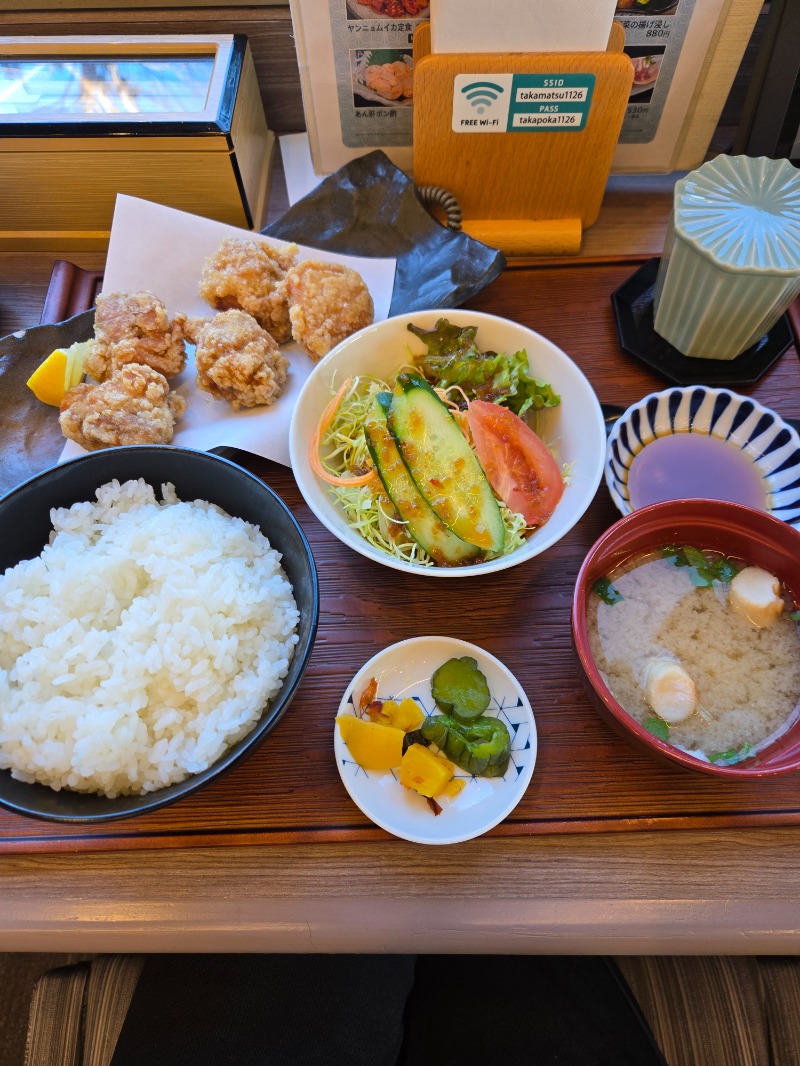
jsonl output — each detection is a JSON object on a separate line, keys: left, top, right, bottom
{"left": 26, "top": 340, "right": 90, "bottom": 407}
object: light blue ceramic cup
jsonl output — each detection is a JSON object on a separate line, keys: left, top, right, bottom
{"left": 653, "top": 155, "right": 800, "bottom": 360}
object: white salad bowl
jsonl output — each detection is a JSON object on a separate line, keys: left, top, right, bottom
{"left": 289, "top": 309, "right": 606, "bottom": 577}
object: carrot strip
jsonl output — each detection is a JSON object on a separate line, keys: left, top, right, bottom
{"left": 436, "top": 386, "right": 471, "bottom": 439}
{"left": 309, "top": 378, "right": 379, "bottom": 488}
{"left": 440, "top": 384, "right": 470, "bottom": 409}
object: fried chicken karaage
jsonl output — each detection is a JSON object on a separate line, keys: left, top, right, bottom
{"left": 184, "top": 309, "right": 290, "bottom": 410}
{"left": 365, "top": 60, "right": 413, "bottom": 101}
{"left": 59, "top": 364, "right": 187, "bottom": 451}
{"left": 84, "top": 291, "right": 188, "bottom": 383}
{"left": 198, "top": 237, "right": 298, "bottom": 344}
{"left": 282, "top": 260, "right": 374, "bottom": 362}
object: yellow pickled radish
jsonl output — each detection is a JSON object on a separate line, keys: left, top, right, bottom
{"left": 442, "top": 777, "right": 466, "bottom": 800}
{"left": 25, "top": 340, "right": 89, "bottom": 406}
{"left": 380, "top": 697, "right": 424, "bottom": 732}
{"left": 398, "top": 743, "right": 454, "bottom": 798}
{"left": 337, "top": 715, "right": 404, "bottom": 770}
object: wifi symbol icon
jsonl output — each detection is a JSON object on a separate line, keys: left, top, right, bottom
{"left": 461, "top": 80, "right": 505, "bottom": 115}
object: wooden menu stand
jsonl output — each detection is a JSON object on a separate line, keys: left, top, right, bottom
{"left": 413, "top": 22, "right": 634, "bottom": 256}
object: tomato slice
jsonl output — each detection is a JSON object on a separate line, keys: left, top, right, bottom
{"left": 466, "top": 400, "right": 564, "bottom": 527}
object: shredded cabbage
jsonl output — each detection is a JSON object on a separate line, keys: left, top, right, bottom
{"left": 319, "top": 374, "right": 383, "bottom": 478}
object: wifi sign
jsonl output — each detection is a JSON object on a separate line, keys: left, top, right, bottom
{"left": 461, "top": 80, "right": 505, "bottom": 115}
{"left": 452, "top": 73, "right": 513, "bottom": 132}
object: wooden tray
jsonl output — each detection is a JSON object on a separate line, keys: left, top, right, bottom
{"left": 3, "top": 255, "right": 800, "bottom": 853}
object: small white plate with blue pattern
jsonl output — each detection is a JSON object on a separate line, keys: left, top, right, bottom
{"left": 605, "top": 386, "right": 800, "bottom": 528}
{"left": 334, "top": 635, "right": 536, "bottom": 845}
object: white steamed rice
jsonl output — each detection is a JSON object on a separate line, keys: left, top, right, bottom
{"left": 0, "top": 478, "right": 300, "bottom": 797}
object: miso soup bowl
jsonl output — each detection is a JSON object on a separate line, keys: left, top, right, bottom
{"left": 572, "top": 498, "right": 800, "bottom": 778}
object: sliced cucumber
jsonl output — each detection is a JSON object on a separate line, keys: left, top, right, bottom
{"left": 364, "top": 392, "right": 481, "bottom": 566}
{"left": 388, "top": 374, "right": 505, "bottom": 553}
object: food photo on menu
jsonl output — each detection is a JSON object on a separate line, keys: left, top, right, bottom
{"left": 346, "top": 0, "right": 429, "bottom": 18}
{"left": 615, "top": 0, "right": 679, "bottom": 13}
{"left": 351, "top": 48, "right": 414, "bottom": 108}
{"left": 625, "top": 45, "right": 666, "bottom": 102}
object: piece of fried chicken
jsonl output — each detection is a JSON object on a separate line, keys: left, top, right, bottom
{"left": 59, "top": 364, "right": 187, "bottom": 451}
{"left": 198, "top": 236, "right": 298, "bottom": 344}
{"left": 184, "top": 309, "right": 290, "bottom": 410}
{"left": 365, "top": 60, "right": 413, "bottom": 101}
{"left": 282, "top": 260, "right": 374, "bottom": 362}
{"left": 83, "top": 290, "right": 188, "bottom": 383}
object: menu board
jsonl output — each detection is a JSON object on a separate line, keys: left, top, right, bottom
{"left": 611, "top": 0, "right": 730, "bottom": 170}
{"left": 616, "top": 0, "right": 708, "bottom": 143}
{"left": 291, "top": 0, "right": 762, "bottom": 175}
{"left": 290, "top": 0, "right": 422, "bottom": 174}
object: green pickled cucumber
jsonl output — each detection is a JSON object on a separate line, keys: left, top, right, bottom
{"left": 431, "top": 655, "right": 491, "bottom": 721}
{"left": 420, "top": 713, "right": 511, "bottom": 777}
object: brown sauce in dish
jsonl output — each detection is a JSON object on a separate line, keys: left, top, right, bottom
{"left": 627, "top": 433, "right": 768, "bottom": 511}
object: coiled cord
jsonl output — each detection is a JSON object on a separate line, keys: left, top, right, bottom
{"left": 416, "top": 185, "right": 463, "bottom": 231}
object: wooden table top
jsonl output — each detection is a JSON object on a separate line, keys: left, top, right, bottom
{"left": 2, "top": 170, "right": 800, "bottom": 954}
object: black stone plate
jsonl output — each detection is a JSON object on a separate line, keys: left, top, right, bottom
{"left": 263, "top": 149, "right": 505, "bottom": 317}
{"left": 611, "top": 258, "right": 795, "bottom": 387}
{"left": 0, "top": 308, "right": 95, "bottom": 499}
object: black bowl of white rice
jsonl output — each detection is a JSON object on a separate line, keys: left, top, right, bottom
{"left": 0, "top": 445, "right": 319, "bottom": 822}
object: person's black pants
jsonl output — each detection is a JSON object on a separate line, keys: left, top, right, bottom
{"left": 109, "top": 954, "right": 667, "bottom": 1065}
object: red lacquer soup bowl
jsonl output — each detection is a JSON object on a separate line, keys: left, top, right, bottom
{"left": 572, "top": 498, "right": 800, "bottom": 778}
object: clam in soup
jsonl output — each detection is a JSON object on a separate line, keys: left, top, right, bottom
{"left": 588, "top": 546, "right": 800, "bottom": 765}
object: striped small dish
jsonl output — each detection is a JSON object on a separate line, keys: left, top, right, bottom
{"left": 605, "top": 386, "right": 800, "bottom": 528}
